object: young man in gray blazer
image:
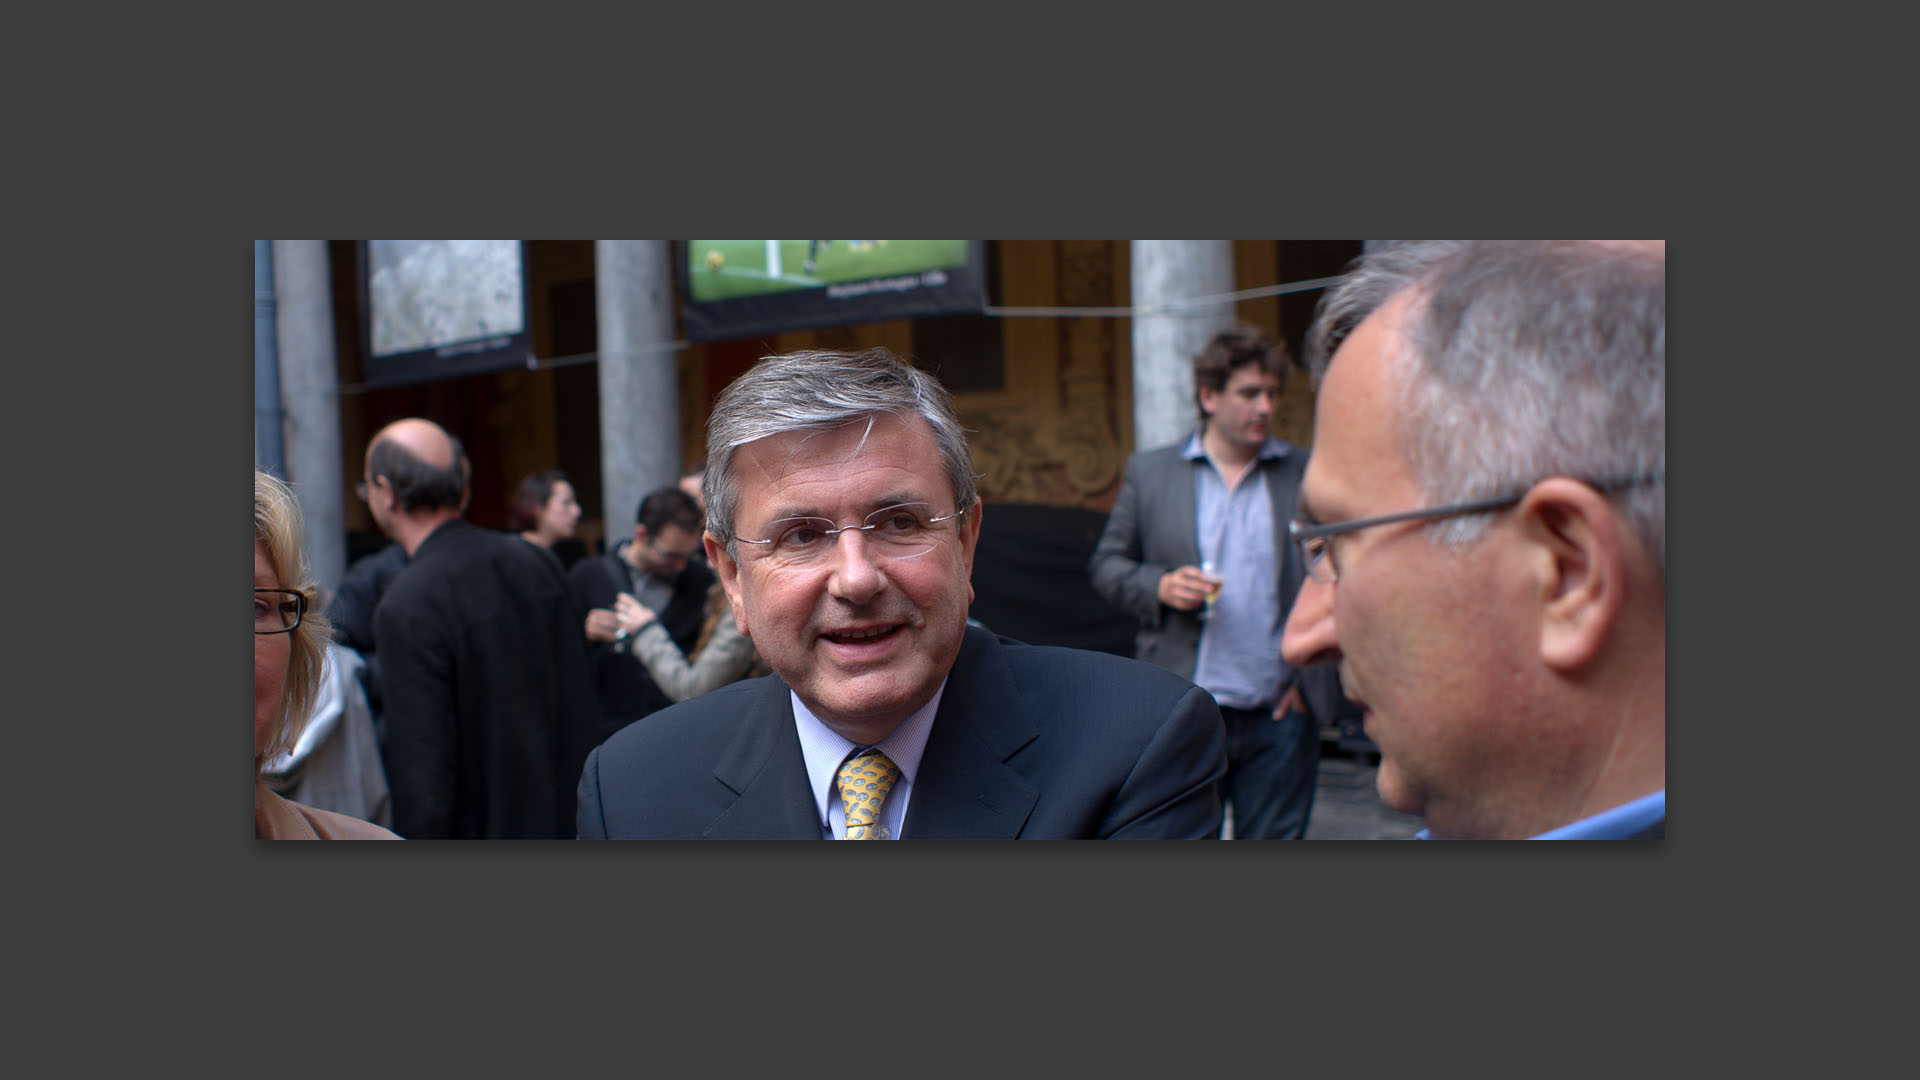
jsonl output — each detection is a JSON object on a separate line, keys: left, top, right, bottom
{"left": 1090, "top": 326, "right": 1341, "bottom": 839}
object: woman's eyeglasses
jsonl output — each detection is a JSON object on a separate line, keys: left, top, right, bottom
{"left": 255, "top": 588, "right": 307, "bottom": 634}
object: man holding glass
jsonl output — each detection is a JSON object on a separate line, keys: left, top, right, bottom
{"left": 576, "top": 348, "right": 1226, "bottom": 839}
{"left": 1282, "top": 241, "right": 1665, "bottom": 839}
{"left": 1090, "top": 325, "right": 1340, "bottom": 839}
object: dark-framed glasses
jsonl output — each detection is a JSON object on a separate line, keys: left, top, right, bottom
{"left": 735, "top": 502, "right": 967, "bottom": 570}
{"left": 1291, "top": 473, "right": 1659, "bottom": 585}
{"left": 255, "top": 588, "right": 307, "bottom": 634}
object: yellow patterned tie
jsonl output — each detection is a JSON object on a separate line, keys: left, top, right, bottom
{"left": 835, "top": 749, "right": 901, "bottom": 840}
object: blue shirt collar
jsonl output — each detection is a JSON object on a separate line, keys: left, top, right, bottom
{"left": 1530, "top": 790, "right": 1665, "bottom": 840}
{"left": 1180, "top": 430, "right": 1291, "bottom": 463}
{"left": 1412, "top": 790, "right": 1667, "bottom": 840}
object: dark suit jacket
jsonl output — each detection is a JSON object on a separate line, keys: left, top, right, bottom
{"left": 376, "top": 519, "right": 603, "bottom": 839}
{"left": 1088, "top": 437, "right": 1343, "bottom": 725}
{"left": 326, "top": 540, "right": 409, "bottom": 721}
{"left": 328, "top": 540, "right": 408, "bottom": 654}
{"left": 577, "top": 625, "right": 1227, "bottom": 839}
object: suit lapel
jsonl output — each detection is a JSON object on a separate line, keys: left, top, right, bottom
{"left": 702, "top": 681, "right": 820, "bottom": 839}
{"left": 902, "top": 628, "right": 1041, "bottom": 839}
{"left": 1168, "top": 445, "right": 1201, "bottom": 567}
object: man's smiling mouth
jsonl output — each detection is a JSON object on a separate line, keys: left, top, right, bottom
{"left": 824, "top": 625, "right": 900, "bottom": 645}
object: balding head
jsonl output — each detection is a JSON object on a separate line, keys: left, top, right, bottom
{"left": 374, "top": 418, "right": 457, "bottom": 470}
{"left": 365, "top": 417, "right": 468, "bottom": 517}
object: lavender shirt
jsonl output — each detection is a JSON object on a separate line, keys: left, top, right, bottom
{"left": 1185, "top": 432, "right": 1294, "bottom": 710}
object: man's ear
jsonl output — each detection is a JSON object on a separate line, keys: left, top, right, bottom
{"left": 1520, "top": 478, "right": 1626, "bottom": 673}
{"left": 705, "top": 531, "right": 748, "bottom": 636}
{"left": 1196, "top": 386, "right": 1219, "bottom": 420}
{"left": 958, "top": 499, "right": 984, "bottom": 607}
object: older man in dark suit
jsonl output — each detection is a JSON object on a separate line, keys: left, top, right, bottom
{"left": 364, "top": 418, "right": 601, "bottom": 839}
{"left": 577, "top": 349, "right": 1226, "bottom": 839}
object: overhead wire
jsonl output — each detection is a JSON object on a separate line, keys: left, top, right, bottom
{"left": 328, "top": 273, "right": 1341, "bottom": 397}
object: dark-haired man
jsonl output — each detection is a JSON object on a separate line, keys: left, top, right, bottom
{"left": 569, "top": 485, "right": 715, "bottom": 745}
{"left": 1090, "top": 325, "right": 1343, "bottom": 838}
{"left": 363, "top": 417, "right": 600, "bottom": 838}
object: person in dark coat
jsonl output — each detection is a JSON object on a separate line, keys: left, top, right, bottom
{"left": 325, "top": 540, "right": 407, "bottom": 740}
{"left": 569, "top": 486, "right": 714, "bottom": 746}
{"left": 362, "top": 417, "right": 600, "bottom": 839}
{"left": 329, "top": 448, "right": 465, "bottom": 739}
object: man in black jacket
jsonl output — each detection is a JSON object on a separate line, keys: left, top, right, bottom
{"left": 363, "top": 417, "right": 601, "bottom": 838}
{"left": 569, "top": 486, "right": 715, "bottom": 746}
{"left": 331, "top": 448, "right": 471, "bottom": 742}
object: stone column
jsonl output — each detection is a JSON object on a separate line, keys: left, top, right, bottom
{"left": 594, "top": 240, "right": 681, "bottom": 539}
{"left": 273, "top": 239, "right": 347, "bottom": 594}
{"left": 254, "top": 241, "right": 284, "bottom": 476}
{"left": 1129, "top": 240, "right": 1235, "bottom": 453}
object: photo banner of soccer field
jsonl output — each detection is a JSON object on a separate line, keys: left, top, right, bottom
{"left": 359, "top": 240, "right": 534, "bottom": 389}
{"left": 677, "top": 240, "right": 988, "bottom": 343}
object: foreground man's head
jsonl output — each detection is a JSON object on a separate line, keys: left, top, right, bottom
{"left": 1282, "top": 240, "right": 1665, "bottom": 839}
{"left": 702, "top": 348, "right": 983, "bottom": 748}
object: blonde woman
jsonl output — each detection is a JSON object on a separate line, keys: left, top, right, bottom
{"left": 255, "top": 470, "right": 398, "bottom": 839}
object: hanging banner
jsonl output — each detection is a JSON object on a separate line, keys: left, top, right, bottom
{"left": 360, "top": 240, "right": 533, "bottom": 388}
{"left": 677, "top": 240, "right": 987, "bottom": 343}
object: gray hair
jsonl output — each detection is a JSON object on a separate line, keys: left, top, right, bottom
{"left": 1305, "top": 240, "right": 1665, "bottom": 572}
{"left": 703, "top": 348, "right": 978, "bottom": 550}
